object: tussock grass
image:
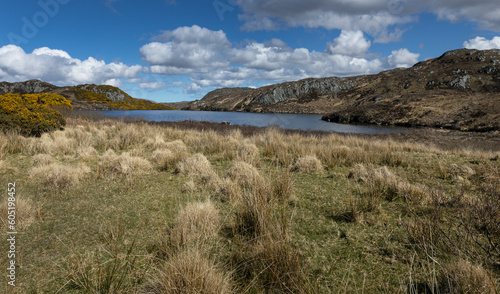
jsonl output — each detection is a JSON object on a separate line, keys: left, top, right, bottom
{"left": 152, "top": 149, "right": 176, "bottom": 171}
{"left": 39, "top": 130, "right": 77, "bottom": 156}
{"left": 167, "top": 200, "right": 221, "bottom": 250}
{"left": 441, "top": 259, "right": 496, "bottom": 294}
{"left": 97, "top": 150, "right": 152, "bottom": 178}
{"left": 3, "top": 117, "right": 499, "bottom": 293}
{"left": 226, "top": 161, "right": 266, "bottom": 193}
{"left": 65, "top": 231, "right": 146, "bottom": 294}
{"left": 235, "top": 141, "right": 260, "bottom": 165}
{"left": 176, "top": 153, "right": 213, "bottom": 177}
{"left": 30, "top": 162, "right": 90, "bottom": 190}
{"left": 0, "top": 196, "right": 36, "bottom": 229}
{"left": 291, "top": 155, "right": 324, "bottom": 173}
{"left": 149, "top": 249, "right": 234, "bottom": 294}
{"left": 32, "top": 153, "right": 53, "bottom": 166}
{"left": 76, "top": 146, "right": 99, "bottom": 162}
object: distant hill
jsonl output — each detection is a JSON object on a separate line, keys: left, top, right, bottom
{"left": 0, "top": 80, "right": 178, "bottom": 111}
{"left": 185, "top": 48, "right": 500, "bottom": 132}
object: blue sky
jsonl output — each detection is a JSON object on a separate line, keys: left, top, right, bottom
{"left": 1, "top": 0, "right": 499, "bottom": 102}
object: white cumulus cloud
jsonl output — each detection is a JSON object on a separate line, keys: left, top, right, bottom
{"left": 0, "top": 45, "right": 144, "bottom": 86}
{"left": 140, "top": 25, "right": 231, "bottom": 75}
{"left": 326, "top": 30, "right": 371, "bottom": 57}
{"left": 387, "top": 48, "right": 420, "bottom": 68}
{"left": 141, "top": 26, "right": 419, "bottom": 94}
{"left": 463, "top": 36, "right": 500, "bottom": 50}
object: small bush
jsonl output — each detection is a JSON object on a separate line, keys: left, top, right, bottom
{"left": 291, "top": 155, "right": 324, "bottom": 173}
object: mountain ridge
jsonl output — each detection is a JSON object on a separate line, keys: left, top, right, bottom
{"left": 0, "top": 80, "right": 177, "bottom": 111}
{"left": 185, "top": 48, "right": 500, "bottom": 131}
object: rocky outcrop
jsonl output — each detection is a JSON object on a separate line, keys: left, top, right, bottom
{"left": 79, "top": 84, "right": 127, "bottom": 102}
{"left": 0, "top": 80, "right": 57, "bottom": 95}
{"left": 186, "top": 48, "right": 500, "bottom": 131}
{"left": 0, "top": 80, "right": 177, "bottom": 111}
{"left": 252, "top": 77, "right": 357, "bottom": 104}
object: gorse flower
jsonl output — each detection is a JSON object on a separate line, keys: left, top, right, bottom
{"left": 0, "top": 93, "right": 71, "bottom": 136}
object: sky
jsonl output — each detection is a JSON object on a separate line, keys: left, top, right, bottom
{"left": 0, "top": 0, "right": 500, "bottom": 102}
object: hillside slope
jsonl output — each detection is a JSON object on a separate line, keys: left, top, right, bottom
{"left": 186, "top": 48, "right": 500, "bottom": 131}
{"left": 0, "top": 80, "right": 177, "bottom": 111}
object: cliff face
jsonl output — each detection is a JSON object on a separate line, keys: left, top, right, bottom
{"left": 186, "top": 48, "right": 500, "bottom": 131}
{"left": 0, "top": 80, "right": 177, "bottom": 111}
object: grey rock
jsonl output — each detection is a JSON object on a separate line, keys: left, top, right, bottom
{"left": 81, "top": 84, "right": 126, "bottom": 101}
{"left": 448, "top": 75, "right": 471, "bottom": 89}
{"left": 0, "top": 79, "right": 55, "bottom": 94}
{"left": 252, "top": 78, "right": 357, "bottom": 105}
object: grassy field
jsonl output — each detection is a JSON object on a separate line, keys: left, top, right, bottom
{"left": 0, "top": 117, "right": 498, "bottom": 293}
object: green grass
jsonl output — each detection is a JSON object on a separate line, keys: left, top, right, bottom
{"left": 0, "top": 117, "right": 498, "bottom": 293}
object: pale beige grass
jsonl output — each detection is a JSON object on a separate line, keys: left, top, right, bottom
{"left": 0, "top": 196, "right": 36, "bottom": 229}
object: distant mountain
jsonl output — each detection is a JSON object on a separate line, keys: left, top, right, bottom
{"left": 0, "top": 80, "right": 178, "bottom": 111}
{"left": 185, "top": 48, "right": 500, "bottom": 131}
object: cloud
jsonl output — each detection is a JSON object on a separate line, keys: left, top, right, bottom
{"left": 235, "top": 0, "right": 414, "bottom": 42}
{"left": 141, "top": 26, "right": 419, "bottom": 94}
{"left": 326, "top": 30, "right": 371, "bottom": 57}
{"left": 233, "top": 0, "right": 500, "bottom": 43}
{"left": 105, "top": 0, "right": 120, "bottom": 14}
{"left": 463, "top": 36, "right": 500, "bottom": 50}
{"left": 428, "top": 1, "right": 500, "bottom": 31}
{"left": 0, "top": 45, "right": 144, "bottom": 86}
{"left": 139, "top": 82, "right": 166, "bottom": 90}
{"left": 140, "top": 25, "right": 231, "bottom": 74}
{"left": 387, "top": 48, "right": 420, "bottom": 68}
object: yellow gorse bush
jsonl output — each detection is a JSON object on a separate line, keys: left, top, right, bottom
{"left": 71, "top": 85, "right": 178, "bottom": 110}
{"left": 0, "top": 93, "right": 71, "bottom": 136}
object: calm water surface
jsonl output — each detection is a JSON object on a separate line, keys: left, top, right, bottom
{"left": 97, "top": 110, "right": 407, "bottom": 134}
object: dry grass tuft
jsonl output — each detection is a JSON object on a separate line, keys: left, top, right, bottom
{"left": 167, "top": 200, "right": 221, "bottom": 250}
{"left": 164, "top": 140, "right": 189, "bottom": 155}
{"left": 150, "top": 249, "right": 234, "bottom": 294}
{"left": 291, "top": 155, "right": 324, "bottom": 173}
{"left": 176, "top": 153, "right": 213, "bottom": 177}
{"left": 30, "top": 163, "right": 90, "bottom": 190}
{"left": 77, "top": 146, "right": 99, "bottom": 162}
{"left": 226, "top": 161, "right": 266, "bottom": 192}
{"left": 32, "top": 153, "right": 53, "bottom": 166}
{"left": 181, "top": 179, "right": 197, "bottom": 194}
{"left": 236, "top": 142, "right": 260, "bottom": 165}
{"left": 39, "top": 130, "right": 77, "bottom": 156}
{"left": 441, "top": 259, "right": 496, "bottom": 294}
{"left": 0, "top": 196, "right": 37, "bottom": 229}
{"left": 98, "top": 150, "right": 152, "bottom": 178}
{"left": 152, "top": 149, "right": 176, "bottom": 171}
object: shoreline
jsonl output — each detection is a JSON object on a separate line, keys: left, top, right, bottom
{"left": 71, "top": 113, "right": 500, "bottom": 152}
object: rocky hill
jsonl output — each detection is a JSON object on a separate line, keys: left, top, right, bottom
{"left": 185, "top": 49, "right": 500, "bottom": 131}
{"left": 0, "top": 80, "right": 177, "bottom": 111}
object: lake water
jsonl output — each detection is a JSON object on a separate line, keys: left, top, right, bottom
{"left": 96, "top": 110, "right": 407, "bottom": 134}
